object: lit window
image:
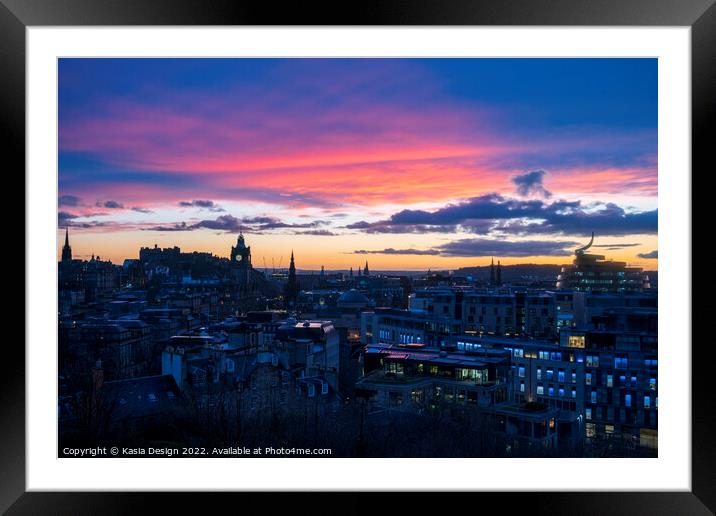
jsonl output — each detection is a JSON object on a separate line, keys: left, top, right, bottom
{"left": 568, "top": 335, "right": 585, "bottom": 348}
{"left": 625, "top": 394, "right": 632, "bottom": 408}
{"left": 548, "top": 386, "right": 554, "bottom": 396}
{"left": 649, "top": 378, "right": 656, "bottom": 390}
{"left": 585, "top": 408, "right": 592, "bottom": 420}
{"left": 536, "top": 367, "right": 542, "bottom": 380}
{"left": 590, "top": 391, "right": 597, "bottom": 404}
{"left": 607, "top": 375, "right": 613, "bottom": 388}
{"left": 537, "top": 384, "right": 544, "bottom": 395}
{"left": 644, "top": 396, "right": 651, "bottom": 409}
{"left": 518, "top": 366, "right": 525, "bottom": 378}
{"left": 586, "top": 373, "right": 592, "bottom": 385}
{"left": 571, "top": 389, "right": 577, "bottom": 398}
{"left": 558, "top": 388, "right": 565, "bottom": 397}
{"left": 520, "top": 381, "right": 525, "bottom": 393}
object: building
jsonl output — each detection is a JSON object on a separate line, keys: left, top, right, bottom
{"left": 556, "top": 233, "right": 650, "bottom": 292}
{"left": 560, "top": 307, "right": 658, "bottom": 449}
{"left": 361, "top": 306, "right": 463, "bottom": 348}
{"left": 356, "top": 343, "right": 511, "bottom": 411}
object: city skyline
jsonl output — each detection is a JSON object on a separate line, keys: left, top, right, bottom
{"left": 58, "top": 58, "right": 658, "bottom": 268}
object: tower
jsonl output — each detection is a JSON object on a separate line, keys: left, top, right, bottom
{"left": 363, "top": 261, "right": 369, "bottom": 277}
{"left": 489, "top": 258, "right": 496, "bottom": 286}
{"left": 349, "top": 267, "right": 353, "bottom": 278}
{"left": 230, "top": 232, "right": 252, "bottom": 285}
{"left": 61, "top": 227, "right": 72, "bottom": 262}
{"left": 496, "top": 260, "right": 502, "bottom": 285}
{"left": 284, "top": 251, "right": 300, "bottom": 308}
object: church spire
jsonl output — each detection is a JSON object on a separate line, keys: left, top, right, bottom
{"left": 61, "top": 227, "right": 72, "bottom": 262}
{"left": 363, "top": 261, "right": 369, "bottom": 277}
{"left": 284, "top": 250, "right": 299, "bottom": 308}
{"left": 489, "top": 257, "right": 496, "bottom": 286}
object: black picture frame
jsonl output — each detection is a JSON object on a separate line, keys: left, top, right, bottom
{"left": 3, "top": 0, "right": 712, "bottom": 513}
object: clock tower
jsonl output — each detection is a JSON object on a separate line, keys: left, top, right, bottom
{"left": 230, "top": 232, "right": 252, "bottom": 285}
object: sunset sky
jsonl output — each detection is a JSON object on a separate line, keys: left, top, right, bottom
{"left": 57, "top": 58, "right": 657, "bottom": 270}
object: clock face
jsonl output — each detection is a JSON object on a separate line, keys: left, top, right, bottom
{"left": 235, "top": 254, "right": 242, "bottom": 262}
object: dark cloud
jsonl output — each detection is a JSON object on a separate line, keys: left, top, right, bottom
{"left": 58, "top": 195, "right": 81, "bottom": 207}
{"left": 348, "top": 194, "right": 656, "bottom": 237}
{"left": 512, "top": 170, "right": 552, "bottom": 198}
{"left": 353, "top": 248, "right": 440, "bottom": 255}
{"left": 437, "top": 238, "right": 579, "bottom": 257}
{"left": 147, "top": 222, "right": 192, "bottom": 232}
{"left": 297, "top": 230, "right": 337, "bottom": 236}
{"left": 131, "top": 207, "right": 154, "bottom": 213}
{"left": 192, "top": 214, "right": 244, "bottom": 232}
{"left": 593, "top": 243, "right": 640, "bottom": 248}
{"left": 58, "top": 211, "right": 77, "bottom": 223}
{"left": 96, "top": 200, "right": 124, "bottom": 209}
{"left": 144, "top": 214, "right": 328, "bottom": 233}
{"left": 637, "top": 250, "right": 658, "bottom": 259}
{"left": 58, "top": 211, "right": 115, "bottom": 229}
{"left": 178, "top": 199, "right": 225, "bottom": 212}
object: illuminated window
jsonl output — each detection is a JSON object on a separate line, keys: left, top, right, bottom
{"left": 536, "top": 367, "right": 542, "bottom": 380}
{"left": 625, "top": 394, "right": 632, "bottom": 408}
{"left": 520, "top": 381, "right": 525, "bottom": 393}
{"left": 585, "top": 408, "right": 592, "bottom": 420}
{"left": 649, "top": 378, "right": 656, "bottom": 390}
{"left": 546, "top": 368, "right": 554, "bottom": 380}
{"left": 537, "top": 384, "right": 544, "bottom": 395}
{"left": 590, "top": 391, "right": 597, "bottom": 404}
{"left": 558, "top": 388, "right": 565, "bottom": 397}
{"left": 571, "top": 388, "right": 577, "bottom": 398}
{"left": 568, "top": 335, "right": 585, "bottom": 348}
{"left": 607, "top": 374, "right": 613, "bottom": 388}
{"left": 586, "top": 422, "right": 595, "bottom": 437}
{"left": 586, "top": 373, "right": 592, "bottom": 385}
{"left": 571, "top": 371, "right": 577, "bottom": 383}
{"left": 644, "top": 396, "right": 651, "bottom": 409}
{"left": 614, "top": 356, "right": 628, "bottom": 369}
{"left": 548, "top": 386, "right": 554, "bottom": 396}
{"left": 557, "top": 370, "right": 565, "bottom": 382}
{"left": 518, "top": 366, "right": 525, "bottom": 378}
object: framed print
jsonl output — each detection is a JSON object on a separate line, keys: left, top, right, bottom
{"left": 4, "top": 0, "right": 713, "bottom": 513}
